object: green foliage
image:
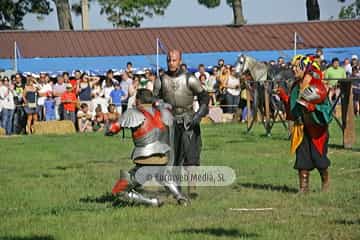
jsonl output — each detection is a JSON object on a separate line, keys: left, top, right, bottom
{"left": 71, "top": 0, "right": 95, "bottom": 16}
{"left": 198, "top": 0, "right": 236, "bottom": 9}
{"left": 198, "top": 0, "right": 245, "bottom": 25}
{"left": 0, "top": 0, "right": 52, "bottom": 29}
{"left": 338, "top": 0, "right": 360, "bottom": 19}
{"left": 97, "top": 0, "right": 171, "bottom": 28}
{"left": 198, "top": 0, "right": 220, "bottom": 8}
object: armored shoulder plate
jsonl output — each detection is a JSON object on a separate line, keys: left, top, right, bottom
{"left": 187, "top": 73, "right": 204, "bottom": 94}
{"left": 119, "top": 108, "right": 145, "bottom": 128}
{"left": 153, "top": 100, "right": 173, "bottom": 126}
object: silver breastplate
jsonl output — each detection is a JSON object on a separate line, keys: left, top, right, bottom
{"left": 161, "top": 73, "right": 195, "bottom": 116}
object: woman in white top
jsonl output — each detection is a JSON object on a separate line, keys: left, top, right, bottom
{"left": 1, "top": 77, "right": 16, "bottom": 135}
{"left": 127, "top": 76, "right": 139, "bottom": 109}
{"left": 224, "top": 66, "right": 241, "bottom": 114}
{"left": 101, "top": 78, "right": 114, "bottom": 101}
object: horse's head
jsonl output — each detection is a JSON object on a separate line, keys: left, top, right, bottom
{"left": 234, "top": 54, "right": 247, "bottom": 75}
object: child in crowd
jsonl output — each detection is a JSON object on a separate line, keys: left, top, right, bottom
{"left": 92, "top": 104, "right": 106, "bottom": 132}
{"left": 104, "top": 104, "right": 121, "bottom": 136}
{"left": 77, "top": 103, "right": 93, "bottom": 133}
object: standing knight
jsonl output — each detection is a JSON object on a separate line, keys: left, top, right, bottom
{"left": 154, "top": 49, "right": 210, "bottom": 198}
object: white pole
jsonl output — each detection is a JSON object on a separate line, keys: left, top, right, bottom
{"left": 294, "top": 32, "right": 297, "bottom": 57}
{"left": 156, "top": 38, "right": 159, "bottom": 77}
{"left": 14, "top": 41, "right": 17, "bottom": 73}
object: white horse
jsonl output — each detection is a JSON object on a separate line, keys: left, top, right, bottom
{"left": 234, "top": 54, "right": 294, "bottom": 83}
{"left": 234, "top": 54, "right": 268, "bottom": 82}
{"left": 234, "top": 55, "right": 293, "bottom": 133}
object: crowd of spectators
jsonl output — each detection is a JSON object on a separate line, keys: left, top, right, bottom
{"left": 0, "top": 52, "right": 359, "bottom": 136}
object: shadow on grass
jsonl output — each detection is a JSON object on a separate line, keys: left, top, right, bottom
{"left": 328, "top": 144, "right": 360, "bottom": 152}
{"left": 87, "top": 160, "right": 120, "bottom": 165}
{"left": 50, "top": 164, "right": 84, "bottom": 171}
{"left": 0, "top": 236, "right": 54, "bottom": 240}
{"left": 234, "top": 182, "right": 298, "bottom": 194}
{"left": 258, "top": 134, "right": 290, "bottom": 141}
{"left": 225, "top": 139, "right": 255, "bottom": 144}
{"left": 80, "top": 192, "right": 116, "bottom": 204}
{"left": 174, "top": 228, "right": 258, "bottom": 238}
{"left": 333, "top": 219, "right": 360, "bottom": 225}
{"left": 80, "top": 192, "right": 133, "bottom": 207}
{"left": 41, "top": 173, "right": 56, "bottom": 178}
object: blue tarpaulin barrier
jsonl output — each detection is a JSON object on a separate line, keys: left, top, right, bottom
{"left": 0, "top": 47, "right": 359, "bottom": 75}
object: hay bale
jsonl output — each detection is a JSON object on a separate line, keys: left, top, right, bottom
{"left": 201, "top": 116, "right": 213, "bottom": 124}
{"left": 33, "top": 120, "right": 76, "bottom": 135}
{"left": 222, "top": 113, "right": 235, "bottom": 123}
{"left": 0, "top": 128, "right": 5, "bottom": 136}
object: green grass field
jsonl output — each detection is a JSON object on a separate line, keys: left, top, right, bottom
{"left": 1, "top": 120, "right": 359, "bottom": 240}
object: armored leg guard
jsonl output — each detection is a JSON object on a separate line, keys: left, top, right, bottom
{"left": 164, "top": 181, "right": 189, "bottom": 206}
{"left": 112, "top": 169, "right": 138, "bottom": 195}
{"left": 113, "top": 169, "right": 163, "bottom": 207}
{"left": 298, "top": 170, "right": 310, "bottom": 194}
{"left": 319, "top": 168, "right": 329, "bottom": 192}
{"left": 125, "top": 190, "right": 163, "bottom": 207}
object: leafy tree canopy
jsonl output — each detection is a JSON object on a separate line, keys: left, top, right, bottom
{"left": 338, "top": 0, "right": 360, "bottom": 19}
{"left": 0, "top": 0, "right": 52, "bottom": 29}
{"left": 97, "top": 0, "right": 171, "bottom": 27}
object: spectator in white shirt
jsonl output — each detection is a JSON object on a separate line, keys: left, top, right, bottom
{"left": 224, "top": 66, "right": 241, "bottom": 114}
{"left": 52, "top": 74, "right": 67, "bottom": 120}
{"left": 91, "top": 90, "right": 108, "bottom": 117}
{"left": 0, "top": 78, "right": 5, "bottom": 128}
{"left": 102, "top": 78, "right": 114, "bottom": 101}
{"left": 195, "top": 64, "right": 210, "bottom": 81}
{"left": 37, "top": 73, "right": 52, "bottom": 121}
{"left": 343, "top": 58, "right": 352, "bottom": 77}
{"left": 1, "top": 77, "right": 16, "bottom": 135}
{"left": 102, "top": 69, "right": 118, "bottom": 88}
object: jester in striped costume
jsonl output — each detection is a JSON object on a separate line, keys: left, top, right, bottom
{"left": 277, "top": 55, "right": 332, "bottom": 193}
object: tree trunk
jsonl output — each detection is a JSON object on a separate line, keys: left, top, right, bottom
{"left": 54, "top": 0, "right": 73, "bottom": 30}
{"left": 232, "top": 0, "right": 245, "bottom": 25}
{"left": 306, "top": 0, "right": 320, "bottom": 21}
{"left": 81, "top": 0, "right": 89, "bottom": 30}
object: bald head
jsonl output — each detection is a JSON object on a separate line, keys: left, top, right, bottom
{"left": 167, "top": 49, "right": 182, "bottom": 72}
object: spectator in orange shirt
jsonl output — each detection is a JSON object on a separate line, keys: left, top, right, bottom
{"left": 71, "top": 70, "right": 81, "bottom": 95}
{"left": 61, "top": 84, "right": 77, "bottom": 126}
